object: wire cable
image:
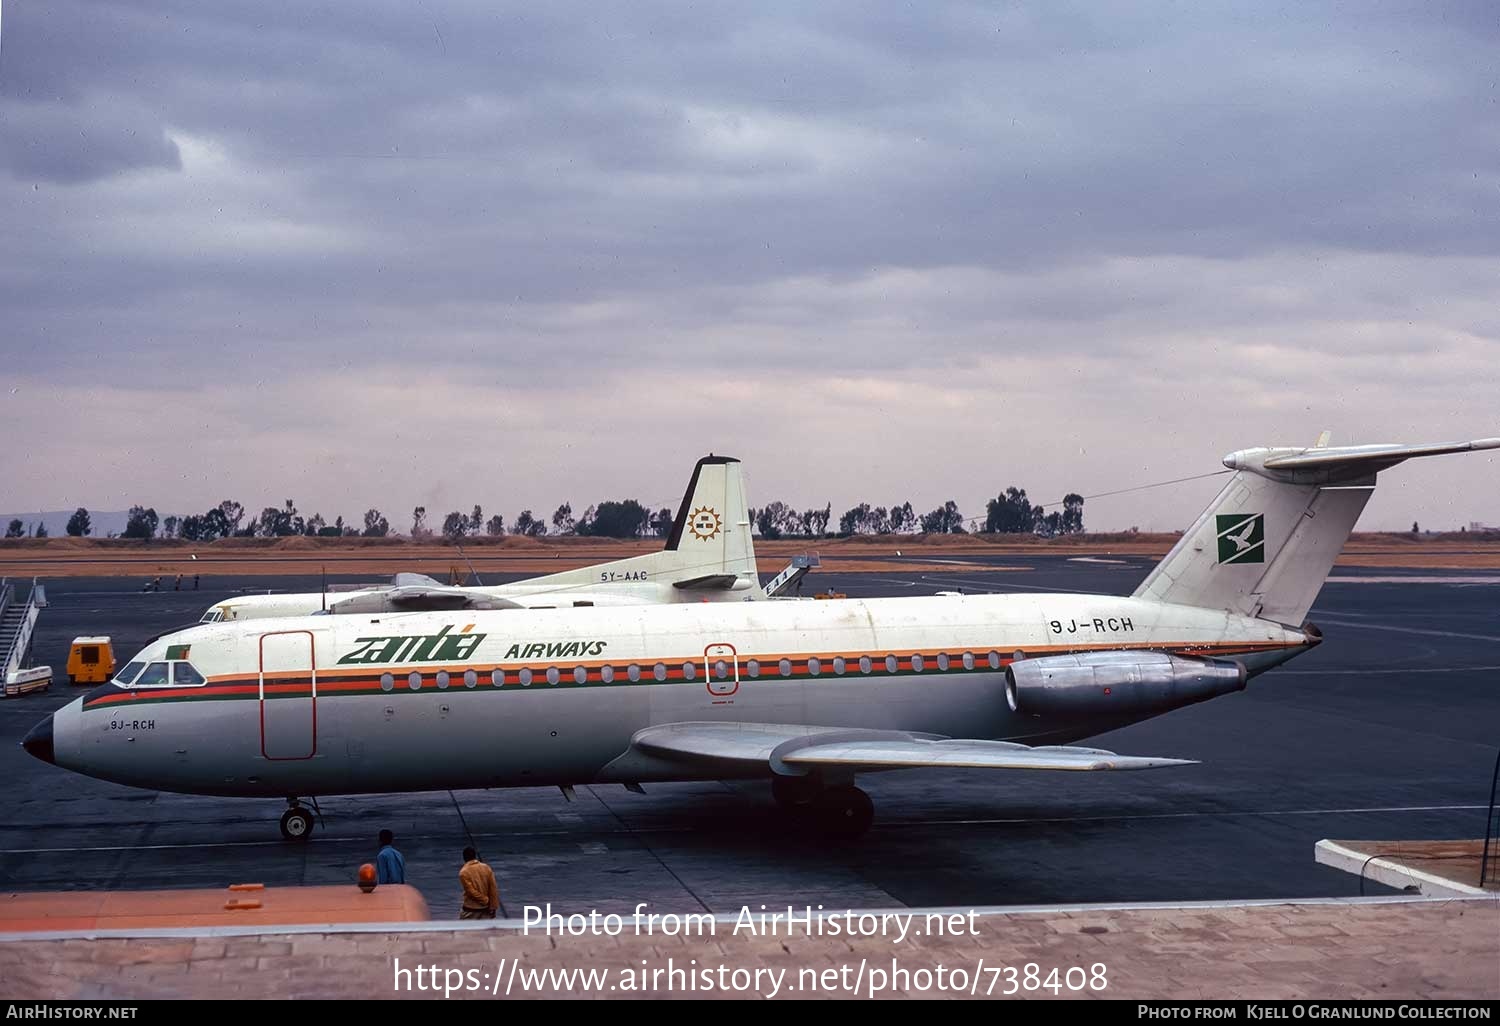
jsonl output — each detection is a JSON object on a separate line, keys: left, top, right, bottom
{"left": 966, "top": 469, "right": 1233, "bottom": 530}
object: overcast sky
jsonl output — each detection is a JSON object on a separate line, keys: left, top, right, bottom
{"left": 2, "top": 1, "right": 1497, "bottom": 532}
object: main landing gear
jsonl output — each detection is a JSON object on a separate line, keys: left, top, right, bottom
{"left": 772, "top": 774, "right": 874, "bottom": 841}
{"left": 280, "top": 799, "right": 316, "bottom": 842}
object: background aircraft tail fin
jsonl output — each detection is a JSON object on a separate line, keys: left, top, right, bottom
{"left": 1132, "top": 435, "right": 1500, "bottom": 625}
{"left": 661, "top": 455, "right": 758, "bottom": 588}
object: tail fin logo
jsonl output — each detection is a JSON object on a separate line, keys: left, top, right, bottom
{"left": 1216, "top": 513, "right": 1265, "bottom": 564}
{"left": 689, "top": 506, "right": 722, "bottom": 541}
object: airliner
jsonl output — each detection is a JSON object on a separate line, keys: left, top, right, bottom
{"left": 195, "top": 456, "right": 764, "bottom": 622}
{"left": 21, "top": 435, "right": 1497, "bottom": 840}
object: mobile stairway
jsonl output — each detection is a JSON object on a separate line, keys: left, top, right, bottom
{"left": 1, "top": 577, "right": 51, "bottom": 697}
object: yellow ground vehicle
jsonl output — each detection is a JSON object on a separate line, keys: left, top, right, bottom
{"left": 66, "top": 636, "right": 115, "bottom": 685}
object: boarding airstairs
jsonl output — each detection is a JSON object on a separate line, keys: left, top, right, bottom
{"left": 763, "top": 553, "right": 821, "bottom": 598}
{"left": 1, "top": 577, "right": 51, "bottom": 696}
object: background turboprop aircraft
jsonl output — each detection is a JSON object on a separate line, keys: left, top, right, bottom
{"left": 22, "top": 435, "right": 1497, "bottom": 841}
{"left": 196, "top": 456, "right": 768, "bottom": 621}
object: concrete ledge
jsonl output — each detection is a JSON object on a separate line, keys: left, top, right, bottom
{"left": 1315, "top": 839, "right": 1496, "bottom": 897}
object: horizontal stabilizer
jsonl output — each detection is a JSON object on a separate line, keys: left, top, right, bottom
{"left": 1225, "top": 436, "right": 1500, "bottom": 484}
{"left": 671, "top": 574, "right": 741, "bottom": 591}
{"left": 631, "top": 721, "right": 1192, "bottom": 775}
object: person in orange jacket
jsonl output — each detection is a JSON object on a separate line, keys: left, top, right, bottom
{"left": 459, "top": 846, "right": 500, "bottom": 920}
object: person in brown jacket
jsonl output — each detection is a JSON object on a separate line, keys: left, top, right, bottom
{"left": 459, "top": 846, "right": 500, "bottom": 920}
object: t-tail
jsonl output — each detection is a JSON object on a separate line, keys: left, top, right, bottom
{"left": 1133, "top": 434, "right": 1500, "bottom": 626}
{"left": 524, "top": 455, "right": 762, "bottom": 600}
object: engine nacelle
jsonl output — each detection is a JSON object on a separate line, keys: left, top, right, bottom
{"left": 1004, "top": 650, "right": 1247, "bottom": 716}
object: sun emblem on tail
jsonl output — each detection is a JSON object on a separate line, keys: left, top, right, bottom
{"left": 689, "top": 506, "right": 722, "bottom": 541}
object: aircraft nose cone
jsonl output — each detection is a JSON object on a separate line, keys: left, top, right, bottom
{"left": 21, "top": 715, "right": 54, "bottom": 765}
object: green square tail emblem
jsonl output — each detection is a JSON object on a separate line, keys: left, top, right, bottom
{"left": 1216, "top": 513, "right": 1265, "bottom": 564}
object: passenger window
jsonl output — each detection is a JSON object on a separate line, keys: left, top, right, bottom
{"left": 778, "top": 658, "right": 792, "bottom": 677}
{"left": 170, "top": 662, "right": 206, "bottom": 687}
{"left": 937, "top": 653, "right": 951, "bottom": 671}
{"left": 408, "top": 672, "right": 422, "bottom": 691}
{"left": 746, "top": 659, "right": 760, "bottom": 678}
{"left": 519, "top": 668, "right": 533, "bottom": 686}
{"left": 807, "top": 657, "right": 821, "bottom": 676}
{"left": 600, "top": 665, "right": 615, "bottom": 683}
{"left": 573, "top": 666, "right": 588, "bottom": 684}
{"left": 911, "top": 654, "right": 924, "bottom": 673}
{"left": 859, "top": 655, "right": 872, "bottom": 674}
{"left": 885, "top": 655, "right": 899, "bottom": 674}
{"left": 833, "top": 657, "right": 846, "bottom": 675}
{"left": 988, "top": 651, "right": 1002, "bottom": 669}
{"left": 653, "top": 662, "right": 668, "bottom": 682}
{"left": 714, "top": 659, "right": 729, "bottom": 679}
{"left": 490, "top": 669, "right": 504, "bottom": 687}
{"left": 546, "top": 667, "right": 560, "bottom": 685}
{"left": 134, "top": 662, "right": 170, "bottom": 687}
{"left": 682, "top": 662, "right": 696, "bottom": 681}
{"left": 114, "top": 661, "right": 145, "bottom": 686}
{"left": 962, "top": 652, "right": 976, "bottom": 670}
{"left": 627, "top": 664, "right": 641, "bottom": 682}
{"left": 436, "top": 670, "right": 450, "bottom": 690}
{"left": 465, "top": 670, "right": 478, "bottom": 688}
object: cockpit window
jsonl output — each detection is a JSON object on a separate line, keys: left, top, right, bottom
{"left": 199, "top": 609, "right": 223, "bottom": 623}
{"left": 114, "top": 661, "right": 145, "bottom": 686}
{"left": 134, "top": 662, "right": 171, "bottom": 687}
{"left": 171, "top": 662, "right": 206, "bottom": 687}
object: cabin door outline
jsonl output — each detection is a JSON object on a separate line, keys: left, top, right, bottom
{"left": 259, "top": 630, "right": 318, "bottom": 760}
{"left": 704, "top": 642, "right": 740, "bottom": 699}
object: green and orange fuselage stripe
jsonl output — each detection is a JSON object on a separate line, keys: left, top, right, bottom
{"left": 82, "top": 640, "right": 1296, "bottom": 710}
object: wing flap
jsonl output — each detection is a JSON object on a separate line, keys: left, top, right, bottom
{"left": 782, "top": 738, "right": 1193, "bottom": 772}
{"left": 630, "top": 721, "right": 1192, "bottom": 774}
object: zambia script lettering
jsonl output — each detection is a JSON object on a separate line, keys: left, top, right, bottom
{"left": 338, "top": 626, "right": 486, "bottom": 665}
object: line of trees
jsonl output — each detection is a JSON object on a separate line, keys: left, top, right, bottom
{"left": 16, "top": 487, "right": 1084, "bottom": 544}
{"left": 746, "top": 491, "right": 1081, "bottom": 538}
{"left": 984, "top": 489, "right": 1085, "bottom": 536}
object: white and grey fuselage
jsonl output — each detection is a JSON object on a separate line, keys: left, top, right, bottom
{"left": 47, "top": 592, "right": 1311, "bottom": 798}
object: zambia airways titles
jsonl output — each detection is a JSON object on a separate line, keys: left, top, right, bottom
{"left": 337, "top": 625, "right": 607, "bottom": 666}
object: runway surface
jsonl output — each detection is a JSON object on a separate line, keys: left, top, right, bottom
{"left": 1, "top": 557, "right": 1496, "bottom": 917}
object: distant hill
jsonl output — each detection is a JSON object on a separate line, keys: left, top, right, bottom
{"left": 0, "top": 510, "right": 133, "bottom": 538}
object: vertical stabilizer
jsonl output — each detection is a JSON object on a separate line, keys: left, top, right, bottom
{"left": 659, "top": 455, "right": 760, "bottom": 595}
{"left": 515, "top": 455, "right": 762, "bottom": 600}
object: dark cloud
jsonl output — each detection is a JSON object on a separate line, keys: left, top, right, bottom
{"left": 0, "top": 2, "right": 1496, "bottom": 526}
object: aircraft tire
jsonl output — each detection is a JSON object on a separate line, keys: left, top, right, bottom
{"left": 814, "top": 785, "right": 873, "bottom": 840}
{"left": 279, "top": 807, "right": 315, "bottom": 842}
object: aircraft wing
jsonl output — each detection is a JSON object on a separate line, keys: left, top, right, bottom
{"left": 326, "top": 585, "right": 525, "bottom": 614}
{"left": 631, "top": 722, "right": 1193, "bottom": 773}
